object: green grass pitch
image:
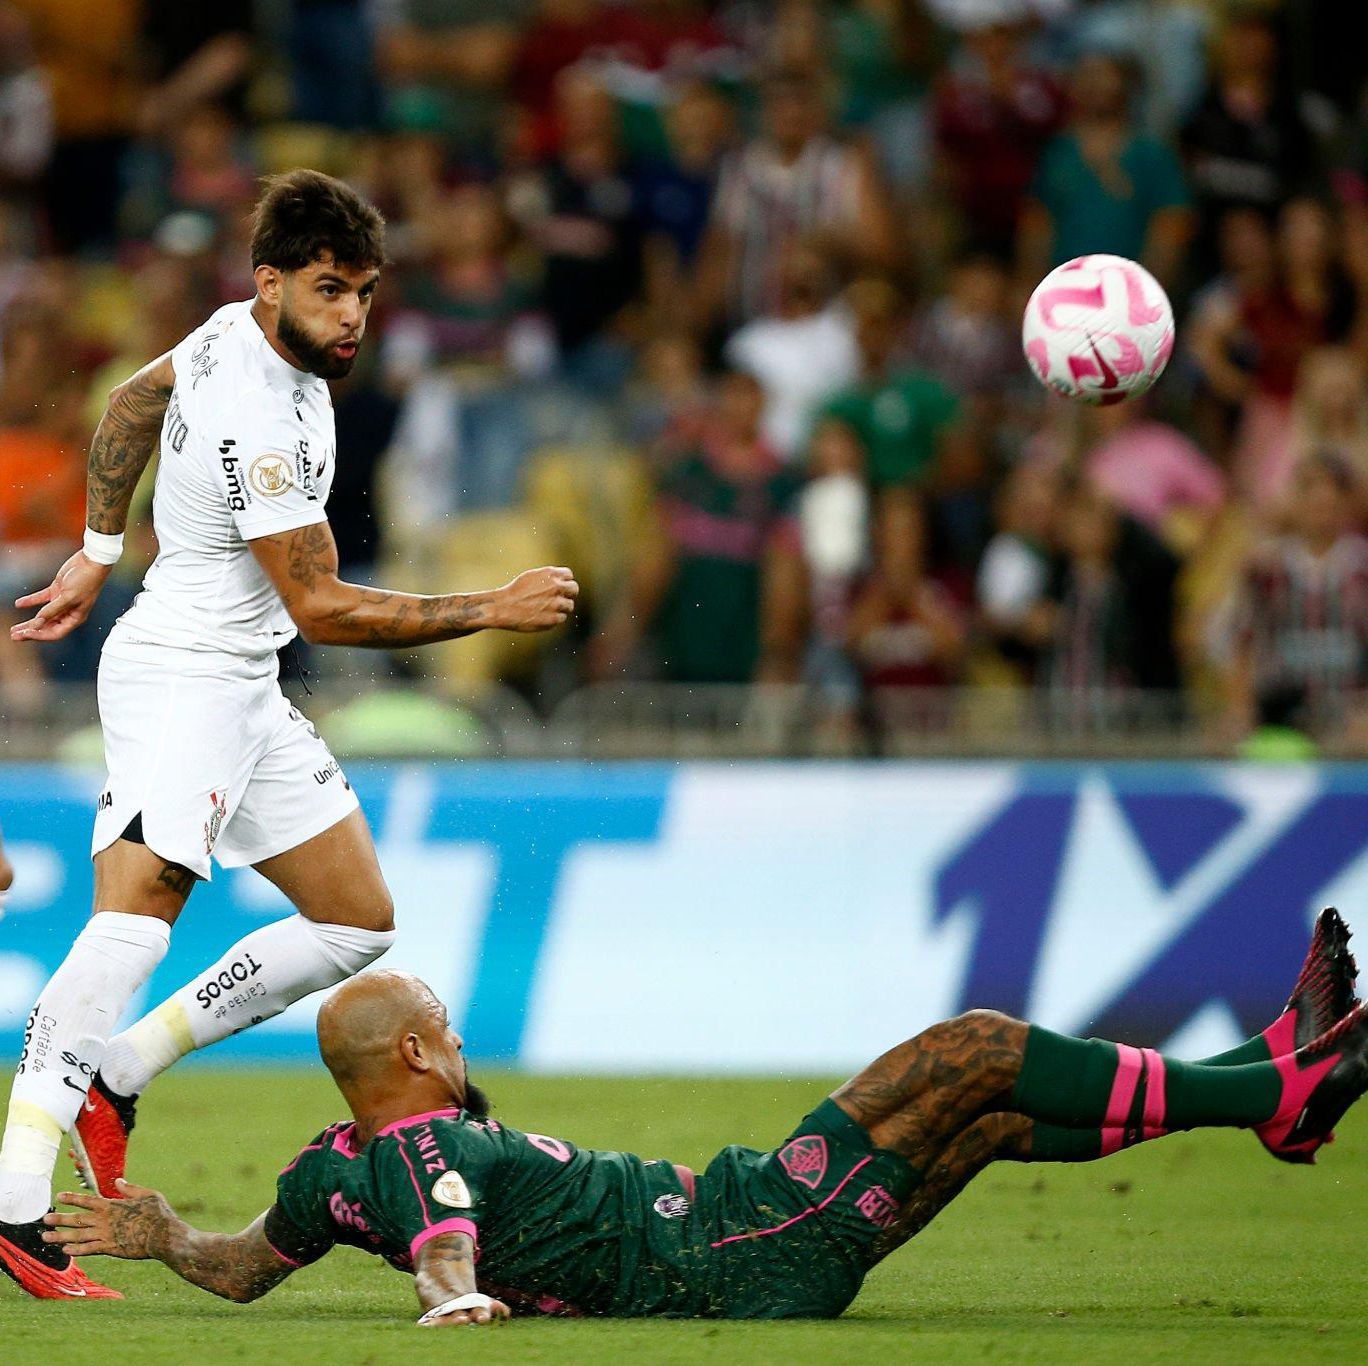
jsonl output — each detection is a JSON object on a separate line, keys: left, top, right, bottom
{"left": 2, "top": 1070, "right": 1365, "bottom": 1364}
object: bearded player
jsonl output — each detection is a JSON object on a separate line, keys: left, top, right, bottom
{"left": 38, "top": 912, "right": 1366, "bottom": 1321}
{"left": 0, "top": 170, "right": 579, "bottom": 1299}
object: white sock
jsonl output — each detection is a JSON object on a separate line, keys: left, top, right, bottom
{"left": 0, "top": 912, "right": 170, "bottom": 1223}
{"left": 100, "top": 916, "right": 395, "bottom": 1098}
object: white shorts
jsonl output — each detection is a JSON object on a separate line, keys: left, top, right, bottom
{"left": 92, "top": 633, "right": 360, "bottom": 880}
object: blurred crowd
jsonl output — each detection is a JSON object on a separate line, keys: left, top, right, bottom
{"left": 2, "top": 0, "right": 1368, "bottom": 751}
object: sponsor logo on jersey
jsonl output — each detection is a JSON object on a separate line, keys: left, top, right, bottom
{"left": 314, "top": 759, "right": 341, "bottom": 786}
{"left": 219, "top": 439, "right": 251, "bottom": 511}
{"left": 97, "top": 790, "right": 113, "bottom": 811}
{"left": 431, "top": 1170, "right": 472, "bottom": 1209}
{"left": 204, "top": 788, "right": 227, "bottom": 854}
{"left": 854, "top": 1185, "right": 899, "bottom": 1229}
{"left": 652, "top": 1193, "right": 690, "bottom": 1220}
{"left": 249, "top": 454, "right": 293, "bottom": 497}
{"left": 777, "top": 1135, "right": 828, "bottom": 1190}
{"left": 296, "top": 439, "right": 318, "bottom": 501}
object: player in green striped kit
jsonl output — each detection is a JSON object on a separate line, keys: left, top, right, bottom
{"left": 40, "top": 912, "right": 1367, "bottom": 1323}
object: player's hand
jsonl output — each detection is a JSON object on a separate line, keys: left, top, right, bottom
{"left": 10, "top": 550, "right": 113, "bottom": 642}
{"left": 492, "top": 566, "right": 579, "bottom": 633}
{"left": 420, "top": 1296, "right": 512, "bottom": 1327}
{"left": 44, "top": 1179, "right": 173, "bottom": 1259}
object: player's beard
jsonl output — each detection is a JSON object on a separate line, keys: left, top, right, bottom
{"left": 463, "top": 1077, "right": 492, "bottom": 1120}
{"left": 277, "top": 301, "right": 357, "bottom": 380}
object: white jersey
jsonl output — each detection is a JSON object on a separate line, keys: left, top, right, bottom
{"left": 114, "top": 300, "right": 336, "bottom": 658}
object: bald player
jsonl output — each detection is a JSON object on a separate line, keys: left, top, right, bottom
{"left": 40, "top": 919, "right": 1368, "bottom": 1322}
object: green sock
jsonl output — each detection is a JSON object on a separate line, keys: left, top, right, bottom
{"left": 1197, "top": 1035, "right": 1272, "bottom": 1068}
{"left": 1025, "top": 1123, "right": 1104, "bottom": 1162}
{"left": 1011, "top": 1026, "right": 1282, "bottom": 1134}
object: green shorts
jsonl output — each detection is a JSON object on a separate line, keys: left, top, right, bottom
{"left": 695, "top": 1099, "right": 921, "bottom": 1319}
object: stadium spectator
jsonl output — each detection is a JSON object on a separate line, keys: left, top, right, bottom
{"left": 14, "top": 0, "right": 142, "bottom": 252}
{"left": 622, "top": 330, "right": 710, "bottom": 453}
{"left": 1183, "top": 204, "right": 1277, "bottom": 462}
{"left": 1041, "top": 477, "right": 1182, "bottom": 714}
{"left": 911, "top": 253, "right": 1019, "bottom": 455}
{"left": 398, "top": 183, "right": 549, "bottom": 375}
{"left": 933, "top": 10, "right": 1065, "bottom": 258}
{"left": 724, "top": 240, "right": 859, "bottom": 461}
{"left": 1291, "top": 347, "right": 1368, "bottom": 494}
{"left": 0, "top": 299, "right": 85, "bottom": 707}
{"left": 822, "top": 278, "right": 967, "bottom": 492}
{"left": 1224, "top": 452, "right": 1368, "bottom": 738}
{"left": 516, "top": 67, "right": 644, "bottom": 392}
{"left": 1197, "top": 198, "right": 1362, "bottom": 507}
{"left": 695, "top": 69, "right": 898, "bottom": 329}
{"left": 591, "top": 370, "right": 807, "bottom": 684}
{"left": 635, "top": 80, "right": 733, "bottom": 319}
{"left": 0, "top": 4, "right": 52, "bottom": 200}
{"left": 1180, "top": 5, "right": 1315, "bottom": 273}
{"left": 1018, "top": 50, "right": 1193, "bottom": 287}
{"left": 848, "top": 487, "right": 966, "bottom": 694}
{"left": 1083, "top": 400, "right": 1226, "bottom": 548}
{"left": 284, "top": 0, "right": 380, "bottom": 130}
{"left": 800, "top": 416, "right": 869, "bottom": 712}
{"left": 374, "top": 0, "right": 530, "bottom": 155}
{"left": 134, "top": 0, "right": 254, "bottom": 138}
{"left": 977, "top": 458, "right": 1059, "bottom": 683}
{"left": 163, "top": 103, "right": 257, "bottom": 224}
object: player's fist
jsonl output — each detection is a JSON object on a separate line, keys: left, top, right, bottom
{"left": 492, "top": 566, "right": 579, "bottom": 633}
{"left": 10, "top": 549, "right": 113, "bottom": 642}
{"left": 419, "top": 1295, "right": 512, "bottom": 1327}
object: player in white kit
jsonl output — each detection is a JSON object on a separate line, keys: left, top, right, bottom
{"left": 0, "top": 171, "right": 578, "bottom": 1299}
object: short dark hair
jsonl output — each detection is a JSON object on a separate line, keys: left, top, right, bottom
{"left": 250, "top": 169, "right": 386, "bottom": 274}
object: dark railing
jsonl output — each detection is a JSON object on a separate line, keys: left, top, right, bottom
{"left": 5, "top": 681, "right": 1364, "bottom": 761}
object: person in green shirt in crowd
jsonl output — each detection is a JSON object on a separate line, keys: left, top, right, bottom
{"left": 1018, "top": 50, "right": 1194, "bottom": 287}
{"left": 821, "top": 278, "right": 969, "bottom": 492}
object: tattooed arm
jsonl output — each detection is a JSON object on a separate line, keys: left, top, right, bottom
{"left": 10, "top": 354, "right": 175, "bottom": 643}
{"left": 413, "top": 1231, "right": 510, "bottom": 1326}
{"left": 250, "top": 520, "right": 579, "bottom": 648}
{"left": 44, "top": 1181, "right": 296, "bottom": 1303}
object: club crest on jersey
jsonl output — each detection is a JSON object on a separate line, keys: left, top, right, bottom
{"left": 249, "top": 454, "right": 293, "bottom": 497}
{"left": 204, "top": 789, "right": 227, "bottom": 855}
{"left": 652, "top": 1193, "right": 690, "bottom": 1220}
{"left": 431, "top": 1170, "right": 472, "bottom": 1209}
{"left": 777, "top": 1135, "right": 828, "bottom": 1190}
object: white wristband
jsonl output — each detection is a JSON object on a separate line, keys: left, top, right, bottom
{"left": 417, "top": 1292, "right": 493, "bottom": 1326}
{"left": 83, "top": 527, "right": 124, "bottom": 566}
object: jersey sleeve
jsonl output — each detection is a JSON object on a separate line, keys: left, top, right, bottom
{"left": 209, "top": 395, "right": 329, "bottom": 541}
{"left": 383, "top": 1123, "right": 500, "bottom": 1264}
{"left": 264, "top": 1134, "right": 339, "bottom": 1268}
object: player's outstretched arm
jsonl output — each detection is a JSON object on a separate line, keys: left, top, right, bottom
{"left": 11, "top": 353, "right": 175, "bottom": 642}
{"left": 251, "top": 520, "right": 578, "bottom": 648}
{"left": 44, "top": 1179, "right": 296, "bottom": 1303}
{"left": 413, "top": 1231, "right": 510, "bottom": 1328}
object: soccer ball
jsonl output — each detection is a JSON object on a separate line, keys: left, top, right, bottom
{"left": 1021, "top": 255, "right": 1175, "bottom": 405}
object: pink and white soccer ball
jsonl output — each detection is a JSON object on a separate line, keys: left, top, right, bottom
{"left": 1021, "top": 255, "right": 1175, "bottom": 405}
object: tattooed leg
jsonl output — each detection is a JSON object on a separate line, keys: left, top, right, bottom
{"left": 833, "top": 1010, "right": 1028, "bottom": 1162}
{"left": 836, "top": 1011, "right": 1312, "bottom": 1187}
{"left": 871, "top": 1113, "right": 1031, "bottom": 1260}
